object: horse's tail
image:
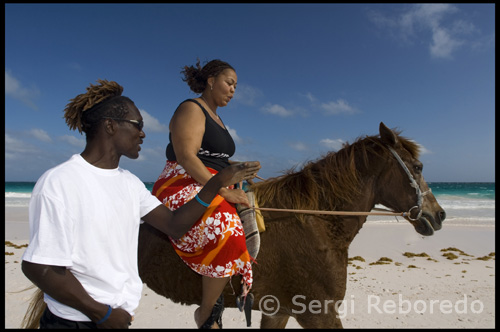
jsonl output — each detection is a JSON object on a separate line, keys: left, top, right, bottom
{"left": 21, "top": 286, "right": 46, "bottom": 329}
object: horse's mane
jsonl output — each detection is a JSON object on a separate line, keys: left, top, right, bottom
{"left": 252, "top": 129, "right": 420, "bottom": 215}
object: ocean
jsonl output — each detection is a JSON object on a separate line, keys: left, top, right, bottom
{"left": 5, "top": 182, "right": 495, "bottom": 226}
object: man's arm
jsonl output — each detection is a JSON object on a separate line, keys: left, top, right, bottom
{"left": 142, "top": 161, "right": 260, "bottom": 239}
{"left": 21, "top": 261, "right": 132, "bottom": 328}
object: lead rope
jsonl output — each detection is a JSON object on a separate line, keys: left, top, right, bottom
{"left": 249, "top": 146, "right": 430, "bottom": 220}
{"left": 253, "top": 176, "right": 407, "bottom": 216}
{"left": 251, "top": 206, "right": 409, "bottom": 217}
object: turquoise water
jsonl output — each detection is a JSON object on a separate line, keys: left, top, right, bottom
{"left": 428, "top": 182, "right": 495, "bottom": 200}
{"left": 5, "top": 182, "right": 495, "bottom": 226}
{"left": 6, "top": 182, "right": 494, "bottom": 201}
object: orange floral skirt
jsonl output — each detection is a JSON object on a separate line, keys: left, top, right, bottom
{"left": 152, "top": 161, "right": 253, "bottom": 287}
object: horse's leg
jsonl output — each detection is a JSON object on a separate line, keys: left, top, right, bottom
{"left": 294, "top": 308, "right": 343, "bottom": 329}
{"left": 260, "top": 313, "right": 290, "bottom": 329}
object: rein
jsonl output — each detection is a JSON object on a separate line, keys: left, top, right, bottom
{"left": 251, "top": 146, "right": 430, "bottom": 220}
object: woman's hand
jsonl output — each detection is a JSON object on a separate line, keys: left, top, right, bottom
{"left": 215, "top": 161, "right": 261, "bottom": 188}
{"left": 219, "top": 188, "right": 250, "bottom": 206}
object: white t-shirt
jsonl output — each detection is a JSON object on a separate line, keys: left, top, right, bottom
{"left": 22, "top": 154, "right": 162, "bottom": 321}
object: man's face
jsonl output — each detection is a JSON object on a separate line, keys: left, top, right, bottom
{"left": 114, "top": 104, "right": 145, "bottom": 160}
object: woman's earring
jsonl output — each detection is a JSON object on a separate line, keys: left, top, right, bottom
{"left": 210, "top": 84, "right": 213, "bottom": 91}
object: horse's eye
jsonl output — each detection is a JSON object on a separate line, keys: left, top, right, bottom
{"left": 414, "top": 164, "right": 423, "bottom": 173}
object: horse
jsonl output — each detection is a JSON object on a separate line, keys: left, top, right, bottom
{"left": 136, "top": 122, "right": 445, "bottom": 328}
{"left": 21, "top": 122, "right": 445, "bottom": 328}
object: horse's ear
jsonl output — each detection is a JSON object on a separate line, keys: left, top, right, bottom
{"left": 379, "top": 122, "right": 398, "bottom": 147}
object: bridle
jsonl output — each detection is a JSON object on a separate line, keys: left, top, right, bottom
{"left": 387, "top": 146, "right": 432, "bottom": 221}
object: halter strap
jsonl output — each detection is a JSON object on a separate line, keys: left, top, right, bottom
{"left": 387, "top": 147, "right": 431, "bottom": 221}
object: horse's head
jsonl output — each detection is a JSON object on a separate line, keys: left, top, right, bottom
{"left": 376, "top": 122, "right": 446, "bottom": 236}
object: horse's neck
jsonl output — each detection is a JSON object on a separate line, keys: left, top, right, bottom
{"left": 317, "top": 173, "right": 377, "bottom": 213}
{"left": 322, "top": 177, "right": 378, "bottom": 246}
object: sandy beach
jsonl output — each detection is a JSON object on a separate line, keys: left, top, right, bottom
{"left": 5, "top": 206, "right": 495, "bottom": 328}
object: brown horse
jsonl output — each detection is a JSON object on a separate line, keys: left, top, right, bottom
{"left": 136, "top": 122, "right": 445, "bottom": 328}
{"left": 21, "top": 122, "right": 445, "bottom": 328}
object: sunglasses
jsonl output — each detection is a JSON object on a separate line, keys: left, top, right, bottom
{"left": 105, "top": 118, "right": 144, "bottom": 131}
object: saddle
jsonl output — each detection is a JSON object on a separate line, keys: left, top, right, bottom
{"left": 235, "top": 183, "right": 265, "bottom": 327}
{"left": 236, "top": 183, "right": 265, "bottom": 259}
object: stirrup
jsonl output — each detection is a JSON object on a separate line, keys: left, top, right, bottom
{"left": 236, "top": 284, "right": 254, "bottom": 327}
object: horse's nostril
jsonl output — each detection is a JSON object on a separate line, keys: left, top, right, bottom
{"left": 439, "top": 210, "right": 446, "bottom": 222}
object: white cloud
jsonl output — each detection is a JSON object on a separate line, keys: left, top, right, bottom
{"left": 232, "top": 84, "right": 263, "bottom": 106}
{"left": 140, "top": 109, "right": 169, "bottom": 133}
{"left": 368, "top": 4, "right": 481, "bottom": 59}
{"left": 302, "top": 92, "right": 318, "bottom": 103}
{"left": 289, "top": 142, "right": 308, "bottom": 151}
{"left": 320, "top": 99, "right": 356, "bottom": 115}
{"left": 320, "top": 138, "right": 345, "bottom": 151}
{"left": 5, "top": 70, "right": 40, "bottom": 110}
{"left": 226, "top": 125, "right": 242, "bottom": 144}
{"left": 29, "top": 129, "right": 52, "bottom": 143}
{"left": 59, "top": 135, "right": 86, "bottom": 148}
{"left": 300, "top": 93, "right": 359, "bottom": 116}
{"left": 262, "top": 103, "right": 294, "bottom": 117}
{"left": 66, "top": 62, "right": 83, "bottom": 71}
{"left": 430, "top": 27, "right": 463, "bottom": 58}
{"left": 5, "top": 133, "right": 39, "bottom": 160}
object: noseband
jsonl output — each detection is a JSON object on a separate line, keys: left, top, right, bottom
{"left": 387, "top": 147, "right": 431, "bottom": 221}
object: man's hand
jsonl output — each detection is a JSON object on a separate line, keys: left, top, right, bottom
{"left": 97, "top": 307, "right": 132, "bottom": 329}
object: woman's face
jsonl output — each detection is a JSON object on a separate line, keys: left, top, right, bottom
{"left": 210, "top": 69, "right": 237, "bottom": 108}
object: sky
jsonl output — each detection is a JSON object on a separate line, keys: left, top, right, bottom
{"left": 5, "top": 3, "right": 495, "bottom": 183}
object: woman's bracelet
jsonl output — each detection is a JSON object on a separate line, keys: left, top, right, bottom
{"left": 195, "top": 194, "right": 210, "bottom": 207}
{"left": 96, "top": 305, "right": 112, "bottom": 325}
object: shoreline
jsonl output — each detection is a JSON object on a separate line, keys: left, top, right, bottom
{"left": 5, "top": 207, "right": 495, "bottom": 328}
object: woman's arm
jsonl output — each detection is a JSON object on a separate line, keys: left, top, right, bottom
{"left": 169, "top": 101, "right": 249, "bottom": 205}
{"left": 170, "top": 102, "right": 214, "bottom": 186}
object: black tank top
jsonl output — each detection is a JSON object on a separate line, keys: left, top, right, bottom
{"left": 166, "top": 99, "right": 235, "bottom": 171}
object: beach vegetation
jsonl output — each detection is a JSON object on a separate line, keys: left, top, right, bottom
{"left": 348, "top": 256, "right": 366, "bottom": 262}
{"left": 369, "top": 257, "right": 393, "bottom": 265}
{"left": 403, "top": 252, "right": 429, "bottom": 258}
{"left": 476, "top": 255, "right": 493, "bottom": 261}
{"left": 369, "top": 261, "right": 390, "bottom": 265}
{"left": 440, "top": 247, "right": 473, "bottom": 257}
{"left": 5, "top": 241, "right": 28, "bottom": 249}
{"left": 442, "top": 252, "right": 459, "bottom": 260}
